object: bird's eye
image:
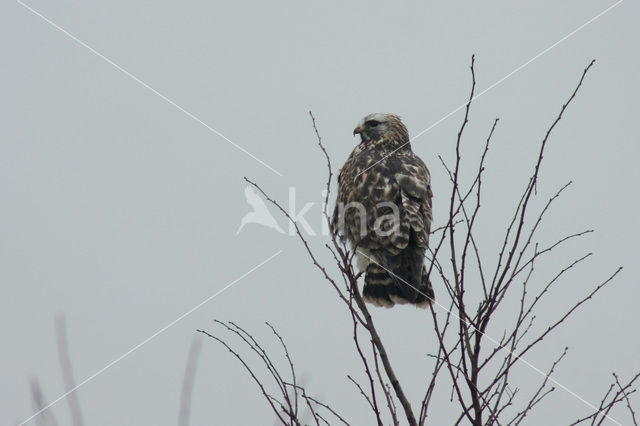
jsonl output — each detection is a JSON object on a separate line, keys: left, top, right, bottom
{"left": 367, "top": 120, "right": 380, "bottom": 127}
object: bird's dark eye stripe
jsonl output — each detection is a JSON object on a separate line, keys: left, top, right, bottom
{"left": 367, "top": 120, "right": 380, "bottom": 127}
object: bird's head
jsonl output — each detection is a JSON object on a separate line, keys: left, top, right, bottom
{"left": 353, "top": 113, "right": 410, "bottom": 146}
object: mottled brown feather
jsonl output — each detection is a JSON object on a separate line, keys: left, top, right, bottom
{"left": 331, "top": 113, "right": 434, "bottom": 307}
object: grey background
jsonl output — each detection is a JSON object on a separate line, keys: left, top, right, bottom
{"left": 1, "top": 0, "right": 638, "bottom": 425}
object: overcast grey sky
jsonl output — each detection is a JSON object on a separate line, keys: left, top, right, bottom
{"left": 1, "top": 1, "right": 639, "bottom": 425}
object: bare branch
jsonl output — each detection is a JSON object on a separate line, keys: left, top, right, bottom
{"left": 613, "top": 373, "right": 638, "bottom": 426}
{"left": 569, "top": 372, "right": 640, "bottom": 426}
{"left": 178, "top": 335, "right": 203, "bottom": 426}
{"left": 197, "top": 328, "right": 290, "bottom": 425}
{"left": 55, "top": 314, "right": 83, "bottom": 426}
{"left": 371, "top": 342, "right": 399, "bottom": 426}
{"left": 29, "top": 378, "right": 58, "bottom": 426}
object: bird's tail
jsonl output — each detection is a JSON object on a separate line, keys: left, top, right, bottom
{"left": 413, "top": 265, "right": 435, "bottom": 308}
{"left": 362, "top": 263, "right": 434, "bottom": 308}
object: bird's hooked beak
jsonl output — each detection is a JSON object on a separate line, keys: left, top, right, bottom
{"left": 353, "top": 125, "right": 362, "bottom": 136}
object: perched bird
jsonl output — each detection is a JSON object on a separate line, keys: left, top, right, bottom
{"left": 331, "top": 113, "right": 434, "bottom": 308}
